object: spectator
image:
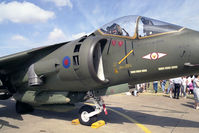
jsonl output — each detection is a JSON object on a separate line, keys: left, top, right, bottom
{"left": 138, "top": 84, "right": 144, "bottom": 93}
{"left": 142, "top": 83, "right": 146, "bottom": 92}
{"left": 153, "top": 81, "right": 158, "bottom": 93}
{"left": 193, "top": 75, "right": 199, "bottom": 109}
{"left": 134, "top": 84, "right": 140, "bottom": 96}
{"left": 187, "top": 75, "right": 194, "bottom": 94}
{"left": 172, "top": 77, "right": 182, "bottom": 99}
{"left": 181, "top": 76, "right": 187, "bottom": 98}
{"left": 128, "top": 83, "right": 138, "bottom": 96}
{"left": 161, "top": 80, "right": 167, "bottom": 93}
{"left": 189, "top": 80, "right": 194, "bottom": 94}
{"left": 147, "top": 82, "right": 150, "bottom": 88}
{"left": 167, "top": 78, "right": 174, "bottom": 98}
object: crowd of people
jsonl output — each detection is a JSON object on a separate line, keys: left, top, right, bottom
{"left": 130, "top": 76, "right": 199, "bottom": 110}
{"left": 153, "top": 75, "right": 199, "bottom": 110}
{"left": 165, "top": 75, "right": 199, "bottom": 109}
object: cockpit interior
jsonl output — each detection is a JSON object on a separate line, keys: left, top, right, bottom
{"left": 98, "top": 15, "right": 183, "bottom": 39}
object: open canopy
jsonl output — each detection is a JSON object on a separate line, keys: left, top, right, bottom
{"left": 98, "top": 15, "right": 182, "bottom": 38}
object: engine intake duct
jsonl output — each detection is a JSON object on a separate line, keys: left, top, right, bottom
{"left": 88, "top": 39, "right": 109, "bottom": 84}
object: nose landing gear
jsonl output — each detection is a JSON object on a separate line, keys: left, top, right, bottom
{"left": 79, "top": 105, "right": 97, "bottom": 126}
{"left": 78, "top": 93, "right": 107, "bottom": 126}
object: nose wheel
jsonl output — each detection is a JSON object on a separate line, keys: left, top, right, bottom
{"left": 79, "top": 105, "right": 97, "bottom": 126}
{"left": 78, "top": 93, "right": 107, "bottom": 126}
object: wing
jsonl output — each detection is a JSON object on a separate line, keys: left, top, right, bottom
{"left": 0, "top": 41, "right": 69, "bottom": 75}
{"left": 0, "top": 41, "right": 69, "bottom": 99}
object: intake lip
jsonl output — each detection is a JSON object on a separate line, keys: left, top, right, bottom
{"left": 88, "top": 38, "right": 109, "bottom": 85}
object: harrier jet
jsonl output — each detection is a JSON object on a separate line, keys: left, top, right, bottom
{"left": 0, "top": 15, "right": 199, "bottom": 125}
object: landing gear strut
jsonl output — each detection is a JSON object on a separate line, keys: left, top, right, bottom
{"left": 78, "top": 92, "right": 107, "bottom": 126}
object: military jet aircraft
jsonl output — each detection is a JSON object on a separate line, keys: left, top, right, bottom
{"left": 0, "top": 15, "right": 199, "bottom": 126}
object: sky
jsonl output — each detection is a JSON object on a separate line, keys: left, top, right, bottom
{"left": 0, "top": 0, "right": 199, "bottom": 56}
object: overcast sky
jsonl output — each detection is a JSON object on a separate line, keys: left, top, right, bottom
{"left": 0, "top": 0, "right": 199, "bottom": 56}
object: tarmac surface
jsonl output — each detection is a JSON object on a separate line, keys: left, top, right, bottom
{"left": 0, "top": 93, "right": 199, "bottom": 133}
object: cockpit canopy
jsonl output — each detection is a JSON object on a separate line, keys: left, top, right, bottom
{"left": 99, "top": 15, "right": 182, "bottom": 38}
{"left": 100, "top": 16, "right": 137, "bottom": 37}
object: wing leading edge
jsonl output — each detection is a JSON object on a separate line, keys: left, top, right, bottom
{"left": 0, "top": 42, "right": 69, "bottom": 75}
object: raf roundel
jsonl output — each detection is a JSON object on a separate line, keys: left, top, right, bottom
{"left": 62, "top": 56, "right": 71, "bottom": 68}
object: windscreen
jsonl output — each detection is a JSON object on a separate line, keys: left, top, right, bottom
{"left": 99, "top": 15, "right": 138, "bottom": 37}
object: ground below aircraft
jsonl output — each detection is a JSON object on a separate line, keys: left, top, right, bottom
{"left": 0, "top": 15, "right": 199, "bottom": 125}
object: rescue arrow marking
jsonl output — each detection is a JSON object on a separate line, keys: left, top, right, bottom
{"left": 118, "top": 50, "right": 134, "bottom": 65}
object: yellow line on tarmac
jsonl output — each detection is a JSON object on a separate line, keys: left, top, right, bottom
{"left": 108, "top": 108, "right": 151, "bottom": 133}
{"left": 85, "top": 103, "right": 151, "bottom": 133}
{"left": 118, "top": 50, "right": 134, "bottom": 64}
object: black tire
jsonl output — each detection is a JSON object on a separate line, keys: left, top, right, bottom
{"left": 78, "top": 105, "right": 97, "bottom": 126}
{"left": 0, "top": 92, "right": 12, "bottom": 100}
{"left": 16, "top": 101, "right": 34, "bottom": 114}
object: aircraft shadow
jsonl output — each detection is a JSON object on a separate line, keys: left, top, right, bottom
{"left": 1, "top": 99, "right": 199, "bottom": 129}
{"left": 32, "top": 104, "right": 199, "bottom": 128}
{"left": 32, "top": 108, "right": 79, "bottom": 121}
{"left": 0, "top": 99, "right": 21, "bottom": 129}
{"left": 102, "top": 106, "right": 199, "bottom": 128}
{"left": 0, "top": 99, "right": 23, "bottom": 121}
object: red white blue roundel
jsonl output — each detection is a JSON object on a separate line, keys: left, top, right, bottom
{"left": 63, "top": 56, "right": 71, "bottom": 68}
